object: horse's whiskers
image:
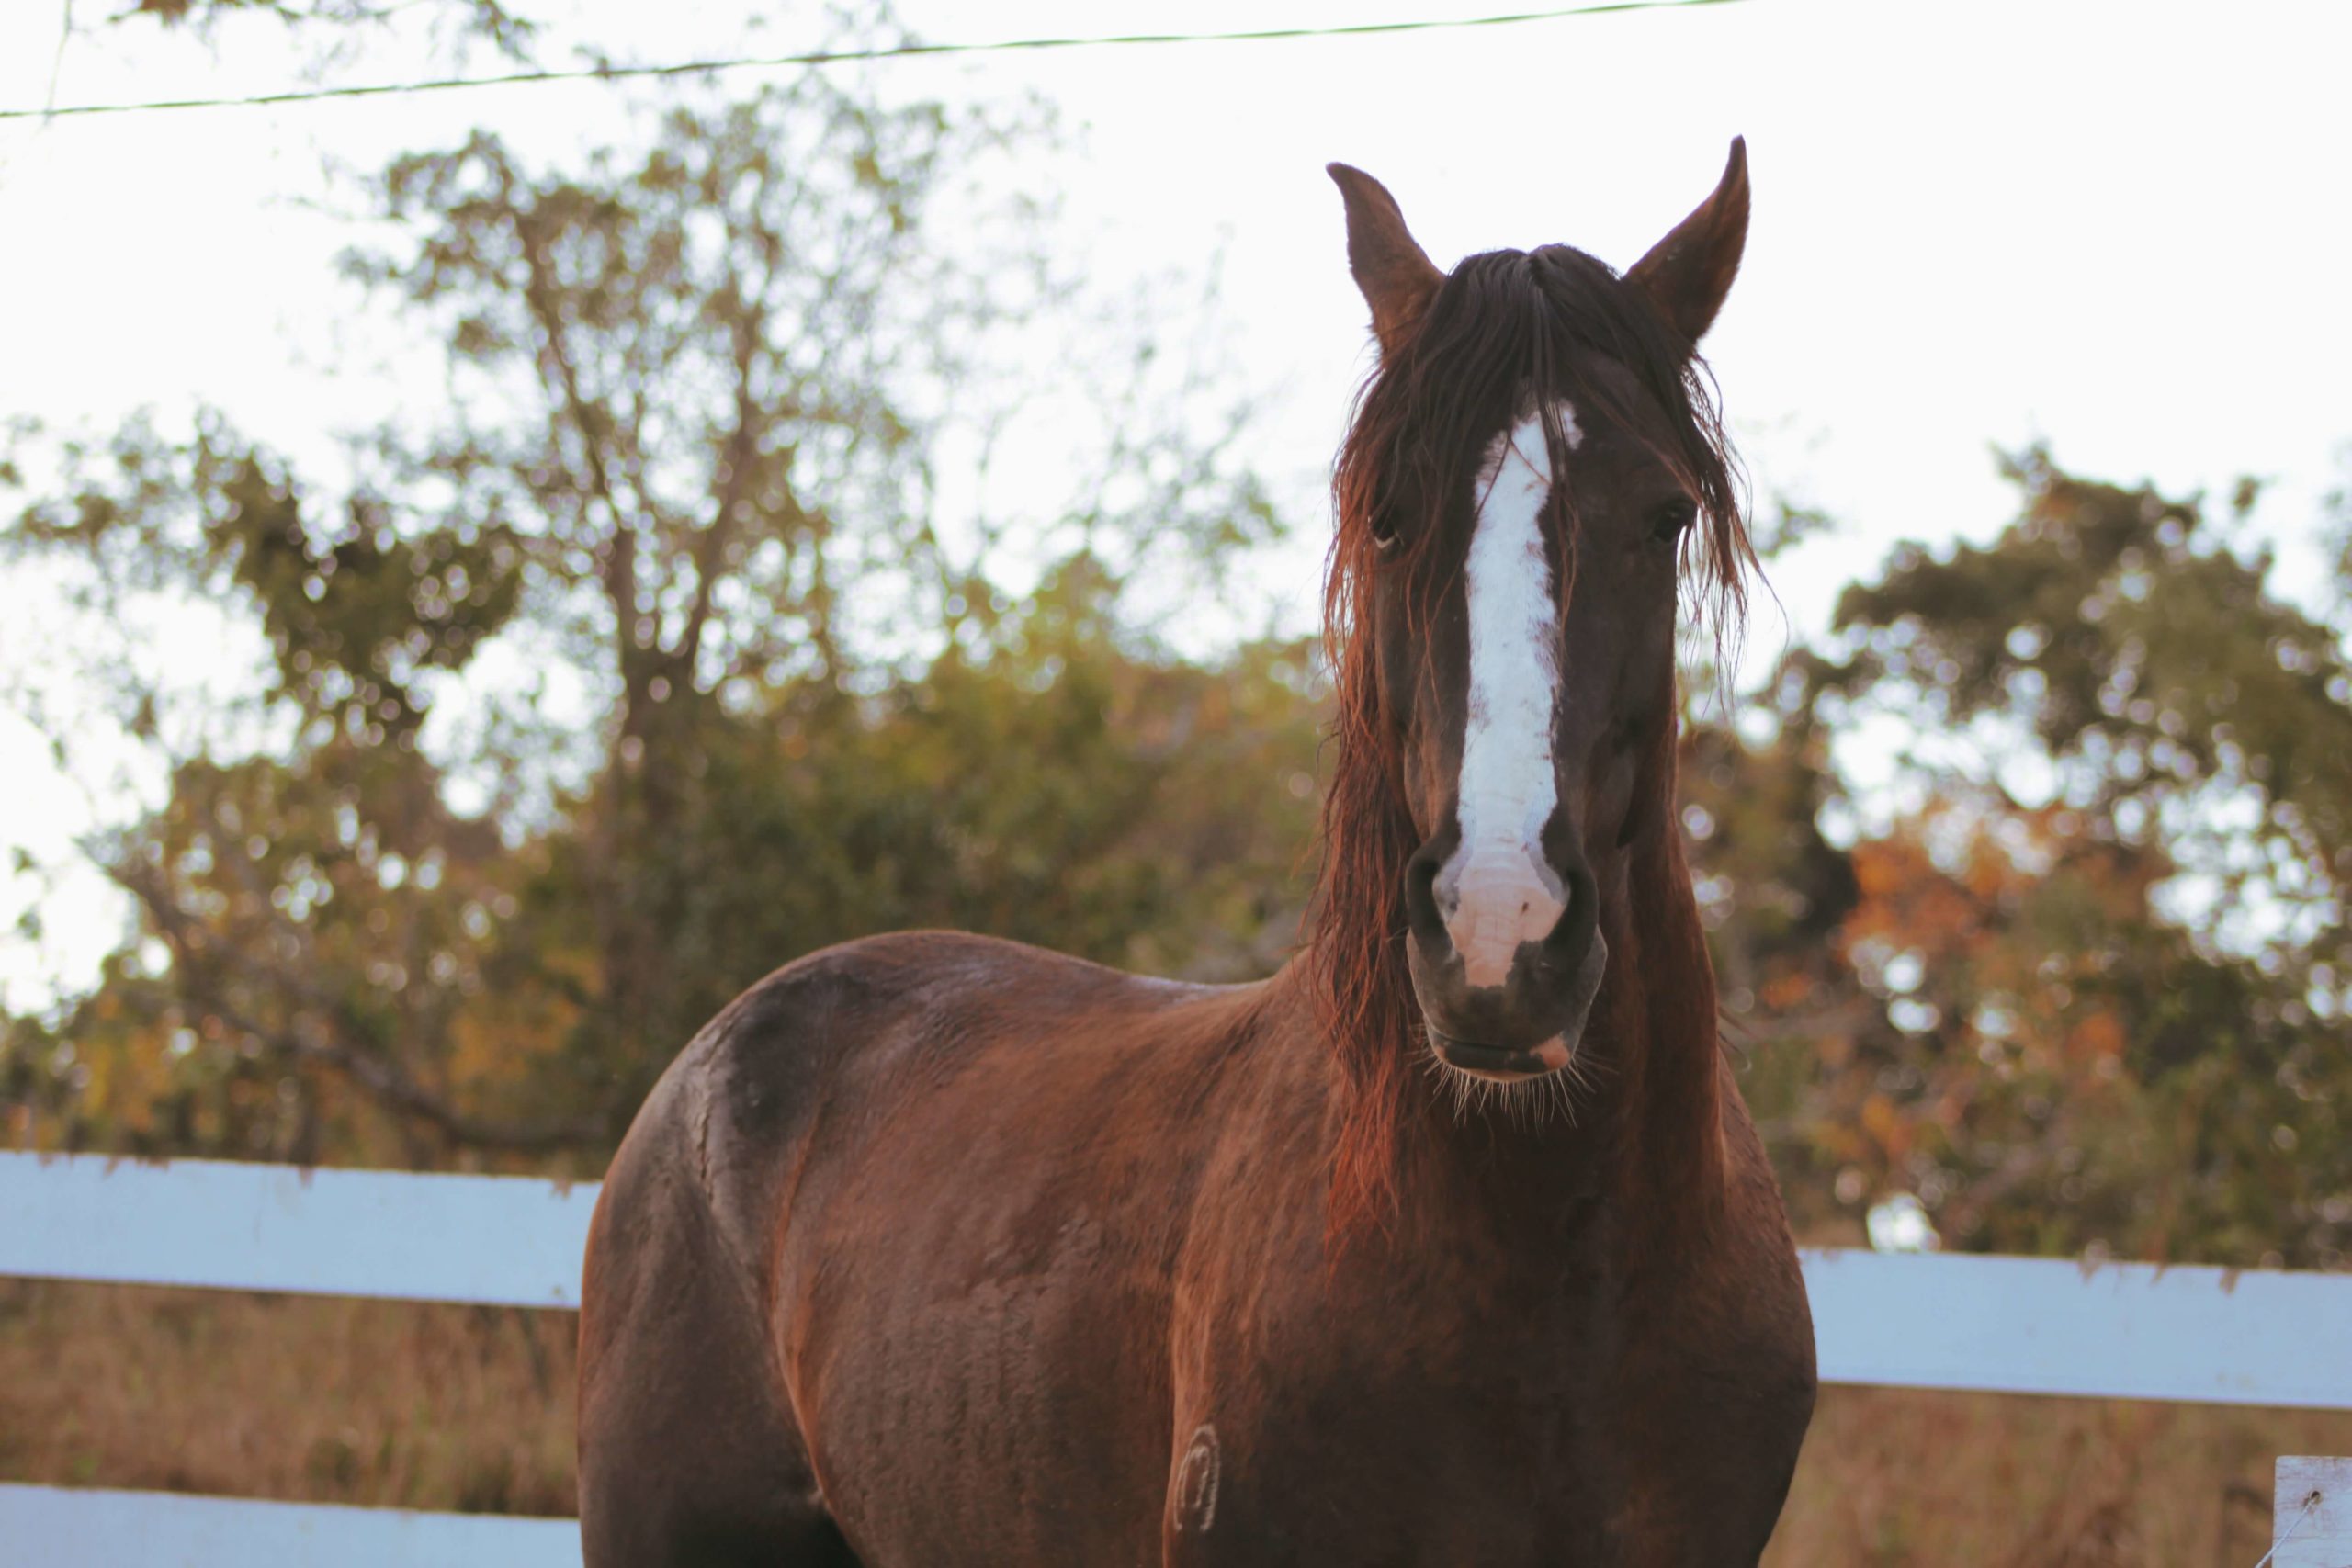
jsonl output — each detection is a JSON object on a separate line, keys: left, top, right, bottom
{"left": 1424, "top": 1042, "right": 1590, "bottom": 1132}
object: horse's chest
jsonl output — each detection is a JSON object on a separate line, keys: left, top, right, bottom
{"left": 1168, "top": 1273, "right": 1807, "bottom": 1565}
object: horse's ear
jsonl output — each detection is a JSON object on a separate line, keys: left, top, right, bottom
{"left": 1328, "top": 163, "right": 1443, "bottom": 358}
{"left": 1625, "top": 137, "right": 1750, "bottom": 346}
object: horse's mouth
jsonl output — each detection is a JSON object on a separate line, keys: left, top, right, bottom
{"left": 1428, "top": 1031, "right": 1572, "bottom": 1083}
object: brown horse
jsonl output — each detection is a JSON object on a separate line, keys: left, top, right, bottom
{"left": 578, "top": 141, "right": 1815, "bottom": 1566}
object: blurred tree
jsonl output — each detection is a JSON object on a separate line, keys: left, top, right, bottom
{"left": 1707, "top": 449, "right": 2352, "bottom": 1267}
{"left": 107, "top": 0, "right": 537, "bottom": 61}
{"left": 10, "top": 38, "right": 2345, "bottom": 1280}
{"left": 0, "top": 51, "right": 1286, "bottom": 1168}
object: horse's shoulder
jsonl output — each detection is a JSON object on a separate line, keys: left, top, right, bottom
{"left": 1674, "top": 1072, "right": 1818, "bottom": 1412}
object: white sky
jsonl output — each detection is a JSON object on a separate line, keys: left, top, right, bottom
{"left": 2, "top": 0, "right": 2349, "bottom": 1006}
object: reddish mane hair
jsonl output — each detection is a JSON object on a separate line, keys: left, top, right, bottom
{"left": 1309, "top": 243, "right": 1756, "bottom": 1238}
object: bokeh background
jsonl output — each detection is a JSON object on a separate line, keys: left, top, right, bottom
{"left": 3, "top": 2, "right": 2349, "bottom": 1562}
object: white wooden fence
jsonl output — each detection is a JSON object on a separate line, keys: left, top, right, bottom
{"left": 4, "top": 1150, "right": 2348, "bottom": 1564}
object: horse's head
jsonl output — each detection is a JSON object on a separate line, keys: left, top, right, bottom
{"left": 1321, "top": 143, "right": 1753, "bottom": 1093}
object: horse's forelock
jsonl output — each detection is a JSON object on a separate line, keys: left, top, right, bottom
{"left": 1521, "top": 243, "right": 1755, "bottom": 642}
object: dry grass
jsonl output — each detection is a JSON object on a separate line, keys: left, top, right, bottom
{"left": 5, "top": 1277, "right": 2347, "bottom": 1562}
{"left": 1763, "top": 1386, "right": 2350, "bottom": 1567}
{"left": 0, "top": 1279, "right": 575, "bottom": 1517}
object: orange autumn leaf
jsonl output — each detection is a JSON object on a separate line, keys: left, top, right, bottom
{"left": 1860, "top": 1092, "right": 1909, "bottom": 1159}
{"left": 2066, "top": 1010, "right": 2126, "bottom": 1062}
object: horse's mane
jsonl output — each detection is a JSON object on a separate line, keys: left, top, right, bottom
{"left": 1311, "top": 243, "right": 1755, "bottom": 1239}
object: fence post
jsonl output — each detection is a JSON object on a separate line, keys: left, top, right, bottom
{"left": 2270, "top": 1457, "right": 2349, "bottom": 1567}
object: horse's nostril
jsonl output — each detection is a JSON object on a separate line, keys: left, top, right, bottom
{"left": 1544, "top": 864, "right": 1600, "bottom": 958}
{"left": 1402, "top": 848, "right": 1447, "bottom": 945}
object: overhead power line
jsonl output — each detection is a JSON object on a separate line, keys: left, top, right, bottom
{"left": 0, "top": 0, "right": 1744, "bottom": 122}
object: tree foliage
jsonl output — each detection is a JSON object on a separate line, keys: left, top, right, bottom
{"left": 6, "top": 11, "right": 2348, "bottom": 1269}
{"left": 113, "top": 0, "right": 537, "bottom": 62}
{"left": 1704, "top": 450, "right": 2352, "bottom": 1267}
{"left": 1, "top": 60, "right": 1284, "bottom": 1169}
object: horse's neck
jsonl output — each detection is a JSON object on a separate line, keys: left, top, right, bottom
{"left": 1410, "top": 828, "right": 1729, "bottom": 1244}
{"left": 1600, "top": 826, "right": 1731, "bottom": 1224}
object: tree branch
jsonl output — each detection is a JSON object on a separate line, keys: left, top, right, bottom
{"left": 678, "top": 361, "right": 758, "bottom": 681}
{"left": 107, "top": 859, "right": 609, "bottom": 1156}
{"left": 499, "top": 169, "right": 643, "bottom": 700}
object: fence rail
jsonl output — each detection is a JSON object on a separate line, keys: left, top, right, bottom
{"left": 1, "top": 1148, "right": 595, "bottom": 1307}
{"left": 6, "top": 1149, "right": 2349, "bottom": 1565}
{"left": 0, "top": 1484, "right": 579, "bottom": 1567}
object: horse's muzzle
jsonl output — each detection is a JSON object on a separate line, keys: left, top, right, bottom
{"left": 1429, "top": 1032, "right": 1572, "bottom": 1080}
{"left": 1403, "top": 834, "right": 1609, "bottom": 1084}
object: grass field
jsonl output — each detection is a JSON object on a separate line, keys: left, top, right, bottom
{"left": 5, "top": 1277, "right": 2346, "bottom": 1563}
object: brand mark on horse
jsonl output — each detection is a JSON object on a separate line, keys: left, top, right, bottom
{"left": 1172, "top": 1423, "right": 1220, "bottom": 1533}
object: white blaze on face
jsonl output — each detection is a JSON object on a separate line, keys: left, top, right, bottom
{"left": 1435, "top": 402, "right": 1577, "bottom": 989}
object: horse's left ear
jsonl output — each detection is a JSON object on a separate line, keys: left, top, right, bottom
{"left": 1625, "top": 137, "right": 1750, "bottom": 346}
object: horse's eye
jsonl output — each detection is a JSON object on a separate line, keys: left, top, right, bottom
{"left": 1648, "top": 499, "right": 1699, "bottom": 543}
{"left": 1371, "top": 522, "right": 1402, "bottom": 556}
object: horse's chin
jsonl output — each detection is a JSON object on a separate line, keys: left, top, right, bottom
{"left": 1426, "top": 1030, "right": 1576, "bottom": 1084}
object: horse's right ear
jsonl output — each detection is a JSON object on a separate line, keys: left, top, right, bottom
{"left": 1328, "top": 163, "right": 1442, "bottom": 358}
